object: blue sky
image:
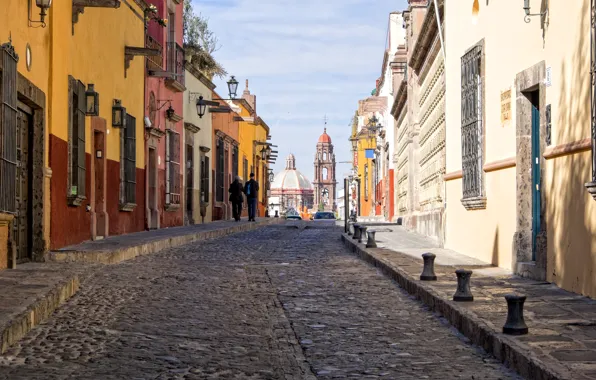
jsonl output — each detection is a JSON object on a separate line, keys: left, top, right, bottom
{"left": 192, "top": 0, "right": 409, "bottom": 184}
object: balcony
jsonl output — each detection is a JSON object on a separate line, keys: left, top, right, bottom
{"left": 165, "top": 42, "right": 185, "bottom": 92}
{"left": 145, "top": 34, "right": 163, "bottom": 71}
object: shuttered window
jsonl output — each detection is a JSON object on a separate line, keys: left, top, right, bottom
{"left": 0, "top": 41, "right": 18, "bottom": 213}
{"left": 201, "top": 155, "right": 209, "bottom": 203}
{"left": 120, "top": 114, "right": 136, "bottom": 206}
{"left": 166, "top": 129, "right": 181, "bottom": 205}
{"left": 67, "top": 76, "right": 86, "bottom": 205}
{"left": 243, "top": 158, "right": 248, "bottom": 182}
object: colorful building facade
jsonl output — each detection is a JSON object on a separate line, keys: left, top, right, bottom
{"left": 144, "top": 0, "right": 185, "bottom": 230}
{"left": 183, "top": 63, "right": 214, "bottom": 224}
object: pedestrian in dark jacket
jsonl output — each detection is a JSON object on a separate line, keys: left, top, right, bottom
{"left": 229, "top": 176, "right": 244, "bottom": 222}
{"left": 244, "top": 173, "right": 259, "bottom": 222}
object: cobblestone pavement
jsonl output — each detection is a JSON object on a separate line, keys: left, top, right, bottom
{"left": 0, "top": 223, "right": 521, "bottom": 379}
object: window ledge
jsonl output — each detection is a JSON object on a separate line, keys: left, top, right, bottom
{"left": 119, "top": 202, "right": 137, "bottom": 212}
{"left": 586, "top": 181, "right": 596, "bottom": 200}
{"left": 165, "top": 203, "right": 181, "bottom": 212}
{"left": 67, "top": 195, "right": 86, "bottom": 207}
{"left": 461, "top": 196, "right": 487, "bottom": 210}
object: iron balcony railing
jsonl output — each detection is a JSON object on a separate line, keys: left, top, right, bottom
{"left": 146, "top": 34, "right": 163, "bottom": 71}
{"left": 167, "top": 42, "right": 185, "bottom": 87}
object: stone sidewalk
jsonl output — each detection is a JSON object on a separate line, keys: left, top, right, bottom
{"left": 0, "top": 218, "right": 279, "bottom": 357}
{"left": 342, "top": 225, "right": 596, "bottom": 380}
{"left": 48, "top": 217, "right": 282, "bottom": 264}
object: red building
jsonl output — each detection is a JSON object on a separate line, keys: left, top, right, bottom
{"left": 144, "top": 0, "right": 185, "bottom": 229}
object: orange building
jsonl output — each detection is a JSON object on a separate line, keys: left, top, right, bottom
{"left": 211, "top": 91, "right": 240, "bottom": 220}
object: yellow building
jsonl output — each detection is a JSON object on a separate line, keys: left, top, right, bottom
{"left": 0, "top": 0, "right": 53, "bottom": 268}
{"left": 233, "top": 80, "right": 273, "bottom": 217}
{"left": 0, "top": 0, "right": 147, "bottom": 267}
{"left": 444, "top": 0, "right": 596, "bottom": 296}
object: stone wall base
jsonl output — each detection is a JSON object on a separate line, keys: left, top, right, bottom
{"left": 402, "top": 208, "right": 444, "bottom": 246}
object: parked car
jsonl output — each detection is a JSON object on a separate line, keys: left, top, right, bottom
{"left": 313, "top": 212, "right": 336, "bottom": 220}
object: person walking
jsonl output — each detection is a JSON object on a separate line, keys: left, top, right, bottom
{"left": 229, "top": 175, "right": 244, "bottom": 222}
{"left": 244, "top": 173, "right": 259, "bottom": 222}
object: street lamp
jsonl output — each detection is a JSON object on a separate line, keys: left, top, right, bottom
{"left": 268, "top": 169, "right": 274, "bottom": 183}
{"left": 166, "top": 105, "right": 175, "bottom": 120}
{"left": 85, "top": 84, "right": 99, "bottom": 116}
{"left": 227, "top": 75, "right": 239, "bottom": 99}
{"left": 112, "top": 99, "right": 126, "bottom": 128}
{"left": 522, "top": 0, "right": 546, "bottom": 23}
{"left": 260, "top": 146, "right": 268, "bottom": 160}
{"left": 196, "top": 96, "right": 207, "bottom": 118}
{"left": 29, "top": 0, "right": 52, "bottom": 27}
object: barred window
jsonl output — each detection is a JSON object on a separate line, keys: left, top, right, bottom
{"left": 120, "top": 114, "right": 136, "bottom": 207}
{"left": 216, "top": 138, "right": 224, "bottom": 202}
{"left": 243, "top": 157, "right": 248, "bottom": 182}
{"left": 232, "top": 145, "right": 238, "bottom": 179}
{"left": 461, "top": 44, "right": 484, "bottom": 201}
{"left": 166, "top": 129, "right": 181, "bottom": 205}
{"left": 364, "top": 164, "right": 369, "bottom": 200}
{"left": 0, "top": 41, "right": 18, "bottom": 213}
{"left": 67, "top": 76, "right": 87, "bottom": 206}
{"left": 200, "top": 155, "right": 210, "bottom": 203}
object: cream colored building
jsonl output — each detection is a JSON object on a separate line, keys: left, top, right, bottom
{"left": 183, "top": 64, "right": 214, "bottom": 224}
{"left": 443, "top": 0, "right": 596, "bottom": 296}
{"left": 391, "top": 0, "right": 446, "bottom": 243}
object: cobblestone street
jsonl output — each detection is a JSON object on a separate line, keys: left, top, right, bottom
{"left": 0, "top": 223, "right": 521, "bottom": 379}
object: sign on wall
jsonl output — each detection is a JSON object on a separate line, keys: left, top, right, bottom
{"left": 501, "top": 88, "right": 512, "bottom": 125}
{"left": 365, "top": 149, "right": 375, "bottom": 159}
{"left": 353, "top": 151, "right": 358, "bottom": 167}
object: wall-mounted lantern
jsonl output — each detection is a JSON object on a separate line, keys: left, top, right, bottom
{"left": 166, "top": 105, "right": 175, "bottom": 120}
{"left": 85, "top": 84, "right": 99, "bottom": 116}
{"left": 196, "top": 96, "right": 207, "bottom": 118}
{"left": 523, "top": 0, "right": 546, "bottom": 23}
{"left": 268, "top": 169, "right": 274, "bottom": 183}
{"left": 260, "top": 146, "right": 268, "bottom": 160}
{"left": 29, "top": 0, "right": 52, "bottom": 27}
{"left": 112, "top": 99, "right": 126, "bottom": 128}
{"left": 227, "top": 75, "right": 239, "bottom": 99}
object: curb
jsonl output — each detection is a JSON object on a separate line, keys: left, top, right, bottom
{"left": 0, "top": 275, "right": 80, "bottom": 354}
{"left": 341, "top": 234, "right": 572, "bottom": 380}
{"left": 49, "top": 219, "right": 283, "bottom": 264}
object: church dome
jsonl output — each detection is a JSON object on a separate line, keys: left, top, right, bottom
{"left": 318, "top": 128, "right": 332, "bottom": 144}
{"left": 271, "top": 154, "right": 313, "bottom": 191}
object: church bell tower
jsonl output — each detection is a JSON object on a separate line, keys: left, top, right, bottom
{"left": 313, "top": 123, "right": 337, "bottom": 211}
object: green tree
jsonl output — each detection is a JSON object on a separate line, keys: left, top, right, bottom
{"left": 183, "top": 0, "right": 227, "bottom": 79}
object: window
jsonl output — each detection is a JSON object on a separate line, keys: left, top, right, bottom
{"left": 0, "top": 41, "right": 18, "bottom": 213}
{"left": 364, "top": 164, "right": 369, "bottom": 200}
{"left": 323, "top": 152, "right": 327, "bottom": 160}
{"left": 166, "top": 129, "right": 181, "bottom": 206}
{"left": 232, "top": 145, "right": 238, "bottom": 179}
{"left": 200, "top": 155, "right": 209, "bottom": 203}
{"left": 67, "top": 76, "right": 86, "bottom": 206}
{"left": 243, "top": 157, "right": 248, "bottom": 182}
{"left": 120, "top": 114, "right": 136, "bottom": 208}
{"left": 216, "top": 138, "right": 224, "bottom": 202}
{"left": 323, "top": 167, "right": 328, "bottom": 180}
{"left": 461, "top": 43, "right": 485, "bottom": 202}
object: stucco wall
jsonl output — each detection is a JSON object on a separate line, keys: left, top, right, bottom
{"left": 444, "top": 0, "right": 596, "bottom": 291}
{"left": 183, "top": 68, "right": 213, "bottom": 223}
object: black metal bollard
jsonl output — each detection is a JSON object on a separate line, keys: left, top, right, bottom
{"left": 274, "top": 210, "right": 279, "bottom": 218}
{"left": 358, "top": 226, "right": 367, "bottom": 244}
{"left": 420, "top": 253, "right": 437, "bottom": 281}
{"left": 366, "top": 229, "right": 377, "bottom": 248}
{"left": 503, "top": 294, "right": 529, "bottom": 335}
{"left": 347, "top": 222, "right": 353, "bottom": 236}
{"left": 352, "top": 224, "right": 361, "bottom": 240}
{"left": 453, "top": 269, "right": 474, "bottom": 301}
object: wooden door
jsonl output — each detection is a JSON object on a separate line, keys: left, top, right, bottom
{"left": 14, "top": 103, "right": 32, "bottom": 263}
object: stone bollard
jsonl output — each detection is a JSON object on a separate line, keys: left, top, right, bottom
{"left": 453, "top": 269, "right": 474, "bottom": 302}
{"left": 352, "top": 224, "right": 361, "bottom": 240}
{"left": 366, "top": 229, "right": 377, "bottom": 248}
{"left": 420, "top": 253, "right": 437, "bottom": 281}
{"left": 358, "top": 226, "right": 367, "bottom": 244}
{"left": 503, "top": 294, "right": 529, "bottom": 335}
